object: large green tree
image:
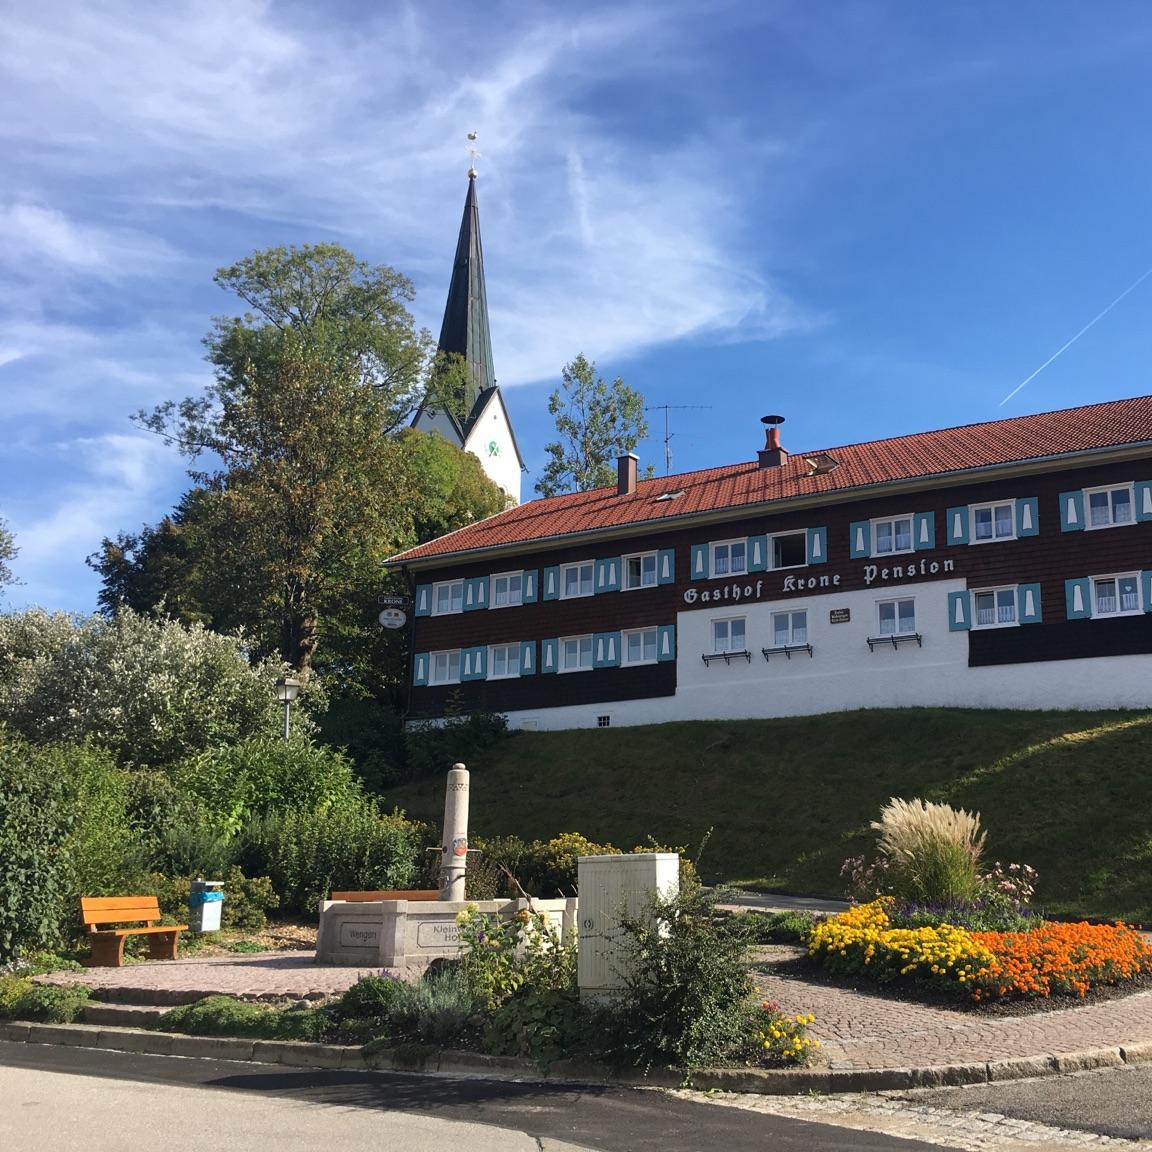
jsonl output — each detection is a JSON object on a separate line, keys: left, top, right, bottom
{"left": 102, "top": 244, "right": 503, "bottom": 685}
{"left": 535, "top": 354, "right": 651, "bottom": 497}
{"left": 0, "top": 518, "right": 19, "bottom": 594}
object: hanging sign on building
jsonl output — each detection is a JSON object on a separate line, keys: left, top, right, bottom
{"left": 378, "top": 608, "right": 407, "bottom": 629}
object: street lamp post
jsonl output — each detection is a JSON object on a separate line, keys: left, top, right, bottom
{"left": 275, "top": 676, "right": 301, "bottom": 739}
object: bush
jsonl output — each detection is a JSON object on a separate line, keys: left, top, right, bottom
{"left": 156, "top": 994, "right": 328, "bottom": 1040}
{"left": 0, "top": 737, "right": 75, "bottom": 962}
{"left": 404, "top": 707, "right": 510, "bottom": 781}
{"left": 337, "top": 967, "right": 478, "bottom": 1048}
{"left": 736, "top": 909, "right": 820, "bottom": 944}
{"left": 486, "top": 986, "right": 586, "bottom": 1063}
{"left": 145, "top": 867, "right": 279, "bottom": 931}
{"left": 0, "top": 976, "right": 90, "bottom": 1023}
{"left": 240, "top": 803, "right": 422, "bottom": 915}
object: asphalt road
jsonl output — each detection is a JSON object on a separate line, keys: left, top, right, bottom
{"left": 0, "top": 1041, "right": 952, "bottom": 1152}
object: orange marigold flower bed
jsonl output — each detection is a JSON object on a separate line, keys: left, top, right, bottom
{"left": 971, "top": 921, "right": 1152, "bottom": 1001}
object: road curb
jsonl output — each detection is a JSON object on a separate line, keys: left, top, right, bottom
{"left": 0, "top": 1020, "right": 1143, "bottom": 1094}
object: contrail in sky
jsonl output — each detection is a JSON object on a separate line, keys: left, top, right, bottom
{"left": 999, "top": 264, "right": 1152, "bottom": 406}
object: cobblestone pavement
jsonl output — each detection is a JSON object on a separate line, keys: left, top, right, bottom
{"left": 678, "top": 1088, "right": 1152, "bottom": 1150}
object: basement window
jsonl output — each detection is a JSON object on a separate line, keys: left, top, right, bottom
{"left": 597, "top": 715, "right": 611, "bottom": 728}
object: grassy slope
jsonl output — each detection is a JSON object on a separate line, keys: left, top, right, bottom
{"left": 384, "top": 708, "right": 1152, "bottom": 922}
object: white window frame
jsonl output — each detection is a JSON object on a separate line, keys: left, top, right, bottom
{"left": 876, "top": 597, "right": 917, "bottom": 636}
{"left": 621, "top": 626, "right": 659, "bottom": 666}
{"left": 971, "top": 586, "right": 1018, "bottom": 630}
{"left": 490, "top": 571, "right": 523, "bottom": 609}
{"left": 769, "top": 530, "right": 807, "bottom": 570}
{"left": 429, "top": 649, "right": 461, "bottom": 685}
{"left": 559, "top": 633, "right": 594, "bottom": 673}
{"left": 872, "top": 515, "right": 915, "bottom": 557}
{"left": 560, "top": 561, "right": 595, "bottom": 600}
{"left": 432, "top": 580, "right": 464, "bottom": 616}
{"left": 623, "top": 551, "right": 658, "bottom": 591}
{"left": 970, "top": 501, "right": 1016, "bottom": 544}
{"left": 771, "top": 608, "right": 808, "bottom": 647}
{"left": 1090, "top": 571, "right": 1142, "bottom": 618}
{"left": 711, "top": 538, "right": 748, "bottom": 577}
{"left": 1084, "top": 484, "right": 1136, "bottom": 531}
{"left": 487, "top": 642, "right": 521, "bottom": 679}
{"left": 711, "top": 616, "right": 747, "bottom": 654}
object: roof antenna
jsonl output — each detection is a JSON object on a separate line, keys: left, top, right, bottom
{"left": 645, "top": 404, "right": 712, "bottom": 474}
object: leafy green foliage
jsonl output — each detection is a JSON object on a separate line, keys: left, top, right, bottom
{"left": 0, "top": 609, "right": 301, "bottom": 769}
{"left": 336, "top": 967, "right": 478, "bottom": 1048}
{"left": 485, "top": 986, "right": 586, "bottom": 1064}
{"left": 0, "top": 517, "right": 18, "bottom": 595}
{"left": 156, "top": 995, "right": 327, "bottom": 1040}
{"left": 404, "top": 707, "right": 511, "bottom": 781}
{"left": 146, "top": 867, "right": 279, "bottom": 931}
{"left": 0, "top": 738, "right": 75, "bottom": 962}
{"left": 0, "top": 977, "right": 91, "bottom": 1023}
{"left": 735, "top": 909, "right": 820, "bottom": 944}
{"left": 535, "top": 354, "right": 652, "bottom": 497}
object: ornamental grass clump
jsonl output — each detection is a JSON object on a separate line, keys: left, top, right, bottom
{"left": 871, "top": 797, "right": 986, "bottom": 906}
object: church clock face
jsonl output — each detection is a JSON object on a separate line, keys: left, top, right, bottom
{"left": 487, "top": 440, "right": 500, "bottom": 457}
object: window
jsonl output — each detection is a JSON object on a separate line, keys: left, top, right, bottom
{"left": 624, "top": 552, "right": 658, "bottom": 590}
{"left": 488, "top": 643, "right": 521, "bottom": 679}
{"left": 561, "top": 562, "right": 594, "bottom": 599}
{"left": 712, "top": 617, "right": 746, "bottom": 654}
{"left": 597, "top": 715, "right": 612, "bottom": 728}
{"left": 771, "top": 532, "right": 806, "bottom": 569}
{"left": 490, "top": 572, "right": 523, "bottom": 608}
{"left": 972, "top": 502, "right": 1015, "bottom": 542}
{"left": 772, "top": 610, "right": 808, "bottom": 647}
{"left": 430, "top": 650, "right": 461, "bottom": 684}
{"left": 622, "top": 627, "right": 658, "bottom": 665}
{"left": 712, "top": 539, "right": 747, "bottom": 576}
{"left": 432, "top": 580, "right": 463, "bottom": 616}
{"left": 560, "top": 634, "right": 593, "bottom": 672}
{"left": 973, "top": 588, "right": 1017, "bottom": 628}
{"left": 873, "top": 517, "right": 913, "bottom": 556}
{"left": 1093, "top": 573, "right": 1141, "bottom": 616}
{"left": 1086, "top": 485, "right": 1134, "bottom": 529}
{"left": 878, "top": 598, "right": 916, "bottom": 636}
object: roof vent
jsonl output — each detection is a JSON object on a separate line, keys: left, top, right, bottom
{"left": 654, "top": 490, "right": 684, "bottom": 502}
{"left": 758, "top": 414, "right": 788, "bottom": 469}
{"left": 803, "top": 452, "right": 841, "bottom": 477}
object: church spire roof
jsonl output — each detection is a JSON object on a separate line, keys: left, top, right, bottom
{"left": 436, "top": 171, "right": 495, "bottom": 420}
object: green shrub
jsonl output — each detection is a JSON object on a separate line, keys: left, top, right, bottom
{"left": 404, "top": 707, "right": 510, "bottom": 781}
{"left": 337, "top": 973, "right": 408, "bottom": 1022}
{"left": 155, "top": 995, "right": 327, "bottom": 1040}
{"left": 240, "top": 803, "right": 422, "bottom": 915}
{"left": 0, "top": 976, "right": 91, "bottom": 1023}
{"left": 380, "top": 966, "right": 477, "bottom": 1047}
{"left": 0, "top": 736, "right": 75, "bottom": 962}
{"left": 736, "top": 910, "right": 820, "bottom": 944}
{"left": 486, "top": 986, "right": 586, "bottom": 1063}
{"left": 316, "top": 697, "right": 407, "bottom": 792}
{"left": 145, "top": 866, "right": 279, "bottom": 931}
{"left": 0, "top": 976, "right": 35, "bottom": 1018}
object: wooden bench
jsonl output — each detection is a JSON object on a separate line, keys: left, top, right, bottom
{"left": 80, "top": 896, "right": 188, "bottom": 968}
{"left": 329, "top": 890, "right": 440, "bottom": 902}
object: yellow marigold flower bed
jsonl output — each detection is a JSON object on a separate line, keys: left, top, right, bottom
{"left": 808, "top": 898, "right": 996, "bottom": 988}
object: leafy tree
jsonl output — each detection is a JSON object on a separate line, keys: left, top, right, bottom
{"left": 0, "top": 518, "right": 19, "bottom": 593}
{"left": 0, "top": 608, "right": 307, "bottom": 769}
{"left": 535, "top": 354, "right": 651, "bottom": 497}
{"left": 132, "top": 244, "right": 503, "bottom": 677}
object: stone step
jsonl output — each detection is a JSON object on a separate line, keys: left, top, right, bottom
{"left": 82, "top": 1002, "right": 170, "bottom": 1027}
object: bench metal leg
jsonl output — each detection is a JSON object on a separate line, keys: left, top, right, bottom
{"left": 147, "top": 931, "right": 181, "bottom": 961}
{"left": 86, "top": 934, "right": 125, "bottom": 968}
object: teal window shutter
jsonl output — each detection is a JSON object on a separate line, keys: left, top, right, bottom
{"left": 415, "top": 585, "right": 432, "bottom": 616}
{"left": 746, "top": 535, "right": 768, "bottom": 572}
{"left": 413, "top": 652, "right": 430, "bottom": 686}
{"left": 913, "top": 511, "right": 935, "bottom": 551}
{"left": 1065, "top": 577, "right": 1091, "bottom": 620}
{"left": 461, "top": 646, "right": 486, "bottom": 681}
{"left": 1136, "top": 481, "right": 1152, "bottom": 522}
{"left": 464, "top": 577, "right": 487, "bottom": 611}
{"left": 594, "top": 557, "right": 621, "bottom": 593}
{"left": 519, "top": 640, "right": 536, "bottom": 675}
{"left": 806, "top": 526, "right": 828, "bottom": 564}
{"left": 945, "top": 507, "right": 969, "bottom": 546}
{"left": 690, "top": 543, "right": 710, "bottom": 580}
{"left": 1059, "top": 491, "right": 1085, "bottom": 532}
{"left": 593, "top": 631, "right": 621, "bottom": 668}
{"left": 1015, "top": 497, "right": 1039, "bottom": 537}
{"left": 1017, "top": 583, "right": 1042, "bottom": 624}
{"left": 947, "top": 590, "right": 972, "bottom": 631}
{"left": 522, "top": 570, "right": 538, "bottom": 603}
{"left": 543, "top": 566, "right": 561, "bottom": 601}
{"left": 657, "top": 549, "right": 675, "bottom": 584}
{"left": 541, "top": 638, "right": 558, "bottom": 673}
{"left": 656, "top": 624, "right": 676, "bottom": 661}
{"left": 849, "top": 521, "right": 871, "bottom": 559}
{"left": 1142, "top": 571, "right": 1152, "bottom": 612}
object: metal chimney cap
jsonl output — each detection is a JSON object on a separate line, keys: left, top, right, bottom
{"left": 760, "top": 414, "right": 786, "bottom": 426}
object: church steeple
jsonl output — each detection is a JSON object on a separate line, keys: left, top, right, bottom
{"left": 437, "top": 170, "right": 495, "bottom": 418}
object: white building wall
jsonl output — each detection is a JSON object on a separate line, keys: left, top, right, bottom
{"left": 500, "top": 577, "right": 1152, "bottom": 731}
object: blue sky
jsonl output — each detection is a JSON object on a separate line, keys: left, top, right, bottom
{"left": 4, "top": 1, "right": 1152, "bottom": 612}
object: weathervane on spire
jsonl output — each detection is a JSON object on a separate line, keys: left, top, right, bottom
{"left": 467, "top": 131, "right": 480, "bottom": 178}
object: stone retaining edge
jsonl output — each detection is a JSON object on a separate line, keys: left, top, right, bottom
{"left": 0, "top": 1021, "right": 1141, "bottom": 1094}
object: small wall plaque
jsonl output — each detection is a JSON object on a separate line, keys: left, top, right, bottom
{"left": 829, "top": 608, "right": 851, "bottom": 624}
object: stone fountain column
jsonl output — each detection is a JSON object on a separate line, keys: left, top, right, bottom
{"left": 439, "top": 762, "right": 470, "bottom": 901}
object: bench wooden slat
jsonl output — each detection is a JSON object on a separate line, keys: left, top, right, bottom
{"left": 80, "top": 895, "right": 187, "bottom": 967}
{"left": 81, "top": 896, "right": 163, "bottom": 922}
{"left": 330, "top": 890, "right": 440, "bottom": 902}
{"left": 90, "top": 924, "right": 189, "bottom": 937}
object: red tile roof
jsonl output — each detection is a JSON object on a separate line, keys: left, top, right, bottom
{"left": 390, "top": 395, "right": 1152, "bottom": 565}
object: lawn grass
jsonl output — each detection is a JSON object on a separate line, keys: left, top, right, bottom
{"left": 383, "top": 708, "right": 1152, "bottom": 923}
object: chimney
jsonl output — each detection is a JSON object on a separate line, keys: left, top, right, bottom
{"left": 758, "top": 414, "right": 788, "bottom": 469}
{"left": 617, "top": 453, "right": 638, "bottom": 496}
